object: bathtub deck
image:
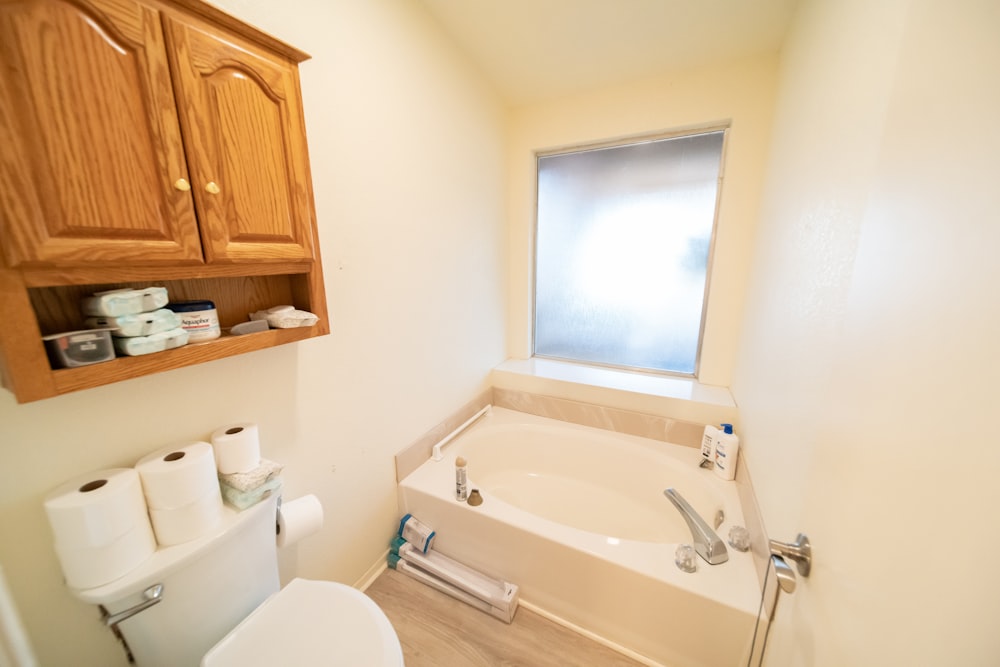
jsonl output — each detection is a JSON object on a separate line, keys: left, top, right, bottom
{"left": 367, "top": 568, "right": 647, "bottom": 667}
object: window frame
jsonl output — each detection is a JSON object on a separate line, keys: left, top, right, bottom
{"left": 530, "top": 124, "right": 730, "bottom": 379}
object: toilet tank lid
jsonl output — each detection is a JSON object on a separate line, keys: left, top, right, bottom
{"left": 201, "top": 578, "right": 403, "bottom": 667}
{"left": 70, "top": 495, "right": 278, "bottom": 604}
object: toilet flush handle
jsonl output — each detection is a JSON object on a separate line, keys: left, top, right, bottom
{"left": 102, "top": 584, "right": 164, "bottom": 627}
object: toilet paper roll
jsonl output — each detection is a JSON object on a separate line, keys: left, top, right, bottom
{"left": 210, "top": 423, "right": 261, "bottom": 475}
{"left": 136, "top": 442, "right": 219, "bottom": 510}
{"left": 54, "top": 521, "right": 156, "bottom": 590}
{"left": 148, "top": 488, "right": 223, "bottom": 546}
{"left": 44, "top": 468, "right": 151, "bottom": 550}
{"left": 276, "top": 495, "right": 324, "bottom": 548}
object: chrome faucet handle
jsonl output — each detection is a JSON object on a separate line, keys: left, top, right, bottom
{"left": 675, "top": 544, "right": 698, "bottom": 573}
{"left": 728, "top": 525, "right": 751, "bottom": 552}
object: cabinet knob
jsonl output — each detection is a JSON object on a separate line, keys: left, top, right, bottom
{"left": 205, "top": 181, "right": 221, "bottom": 195}
{"left": 173, "top": 178, "right": 191, "bottom": 192}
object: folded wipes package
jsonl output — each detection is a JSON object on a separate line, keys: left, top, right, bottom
{"left": 112, "top": 328, "right": 189, "bottom": 356}
{"left": 81, "top": 287, "right": 168, "bottom": 317}
{"left": 221, "top": 477, "right": 282, "bottom": 511}
{"left": 85, "top": 309, "right": 182, "bottom": 338}
{"left": 218, "top": 458, "right": 284, "bottom": 492}
{"left": 249, "top": 305, "right": 319, "bottom": 329}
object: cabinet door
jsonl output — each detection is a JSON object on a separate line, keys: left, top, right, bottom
{"left": 164, "top": 16, "right": 316, "bottom": 264}
{"left": 0, "top": 0, "right": 203, "bottom": 267}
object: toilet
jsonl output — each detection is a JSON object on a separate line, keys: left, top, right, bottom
{"left": 203, "top": 578, "right": 401, "bottom": 665}
{"left": 69, "top": 494, "right": 403, "bottom": 667}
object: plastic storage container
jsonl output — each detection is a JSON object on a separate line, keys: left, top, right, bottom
{"left": 42, "top": 329, "right": 115, "bottom": 368}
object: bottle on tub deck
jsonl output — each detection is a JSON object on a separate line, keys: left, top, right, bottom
{"left": 700, "top": 424, "right": 721, "bottom": 468}
{"left": 455, "top": 456, "right": 468, "bottom": 502}
{"left": 713, "top": 424, "right": 740, "bottom": 481}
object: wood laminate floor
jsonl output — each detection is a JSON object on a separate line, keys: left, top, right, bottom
{"left": 366, "top": 568, "right": 647, "bottom": 667}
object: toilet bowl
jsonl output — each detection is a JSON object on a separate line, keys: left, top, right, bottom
{"left": 203, "top": 578, "right": 403, "bottom": 666}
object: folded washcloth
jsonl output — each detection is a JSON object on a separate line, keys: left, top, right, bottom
{"left": 218, "top": 458, "right": 284, "bottom": 492}
{"left": 220, "top": 477, "right": 282, "bottom": 511}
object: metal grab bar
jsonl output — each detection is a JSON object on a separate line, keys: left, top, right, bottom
{"left": 769, "top": 533, "right": 812, "bottom": 577}
{"left": 663, "top": 489, "right": 729, "bottom": 565}
{"left": 431, "top": 405, "right": 492, "bottom": 461}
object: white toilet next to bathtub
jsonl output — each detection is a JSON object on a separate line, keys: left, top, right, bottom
{"left": 69, "top": 494, "right": 403, "bottom": 667}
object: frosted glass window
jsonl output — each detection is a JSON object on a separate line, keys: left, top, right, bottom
{"left": 534, "top": 130, "right": 725, "bottom": 375}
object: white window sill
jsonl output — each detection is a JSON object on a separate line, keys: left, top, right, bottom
{"left": 491, "top": 357, "right": 737, "bottom": 425}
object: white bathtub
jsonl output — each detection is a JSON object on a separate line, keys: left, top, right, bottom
{"left": 398, "top": 407, "right": 761, "bottom": 667}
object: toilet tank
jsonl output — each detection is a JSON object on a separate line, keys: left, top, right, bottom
{"left": 71, "top": 494, "right": 280, "bottom": 667}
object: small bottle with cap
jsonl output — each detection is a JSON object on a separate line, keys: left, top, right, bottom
{"left": 455, "top": 456, "right": 468, "bottom": 502}
{"left": 713, "top": 423, "right": 740, "bottom": 481}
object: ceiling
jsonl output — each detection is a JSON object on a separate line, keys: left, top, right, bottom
{"left": 416, "top": 0, "right": 800, "bottom": 106}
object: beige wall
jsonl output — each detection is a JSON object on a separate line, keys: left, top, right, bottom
{"left": 0, "top": 1, "right": 507, "bottom": 664}
{"left": 506, "top": 55, "right": 780, "bottom": 387}
{"left": 11, "top": 0, "right": 998, "bottom": 664}
{"left": 735, "top": 0, "right": 1000, "bottom": 663}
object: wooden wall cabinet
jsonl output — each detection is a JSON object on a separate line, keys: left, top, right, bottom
{"left": 0, "top": 0, "right": 329, "bottom": 403}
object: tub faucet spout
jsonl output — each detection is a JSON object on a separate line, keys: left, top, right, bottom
{"left": 663, "top": 488, "right": 729, "bottom": 565}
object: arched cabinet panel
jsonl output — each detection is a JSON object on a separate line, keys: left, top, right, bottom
{"left": 0, "top": 0, "right": 201, "bottom": 266}
{"left": 165, "top": 16, "right": 316, "bottom": 264}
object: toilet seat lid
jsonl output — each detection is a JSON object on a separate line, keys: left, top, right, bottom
{"left": 202, "top": 578, "right": 403, "bottom": 667}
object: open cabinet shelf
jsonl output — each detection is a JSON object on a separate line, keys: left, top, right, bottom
{"left": 2, "top": 266, "right": 329, "bottom": 403}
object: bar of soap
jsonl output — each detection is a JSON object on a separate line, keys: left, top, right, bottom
{"left": 230, "top": 320, "right": 270, "bottom": 335}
